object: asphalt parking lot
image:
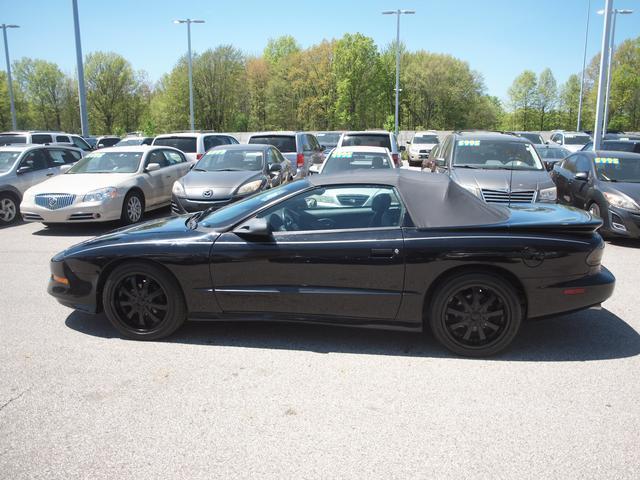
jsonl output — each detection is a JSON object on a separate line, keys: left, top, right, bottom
{"left": 1, "top": 208, "right": 639, "bottom": 479}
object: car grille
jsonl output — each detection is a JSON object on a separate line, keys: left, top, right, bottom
{"left": 35, "top": 193, "right": 76, "bottom": 210}
{"left": 336, "top": 194, "right": 369, "bottom": 207}
{"left": 419, "top": 149, "right": 429, "bottom": 154}
{"left": 68, "top": 213, "right": 95, "bottom": 220}
{"left": 22, "top": 213, "right": 43, "bottom": 221}
{"left": 481, "top": 189, "right": 536, "bottom": 204}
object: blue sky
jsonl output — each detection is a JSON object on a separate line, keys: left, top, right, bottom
{"left": 1, "top": 0, "right": 638, "bottom": 101}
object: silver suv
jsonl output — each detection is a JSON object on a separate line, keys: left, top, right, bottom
{"left": 0, "top": 144, "right": 84, "bottom": 224}
{"left": 152, "top": 132, "right": 239, "bottom": 162}
{"left": 336, "top": 131, "right": 403, "bottom": 167}
{"left": 0, "top": 131, "right": 93, "bottom": 152}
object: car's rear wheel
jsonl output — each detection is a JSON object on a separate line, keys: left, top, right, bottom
{"left": 103, "top": 262, "right": 187, "bottom": 340}
{"left": 0, "top": 193, "right": 19, "bottom": 225}
{"left": 588, "top": 202, "right": 601, "bottom": 218}
{"left": 121, "top": 191, "right": 144, "bottom": 225}
{"left": 428, "top": 272, "right": 522, "bottom": 357}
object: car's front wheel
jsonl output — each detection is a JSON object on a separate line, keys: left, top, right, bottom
{"left": 121, "top": 191, "right": 144, "bottom": 225}
{"left": 103, "top": 262, "right": 187, "bottom": 340}
{"left": 428, "top": 272, "right": 522, "bottom": 357}
{"left": 0, "top": 193, "right": 19, "bottom": 225}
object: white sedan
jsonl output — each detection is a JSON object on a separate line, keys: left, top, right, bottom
{"left": 20, "top": 146, "right": 192, "bottom": 225}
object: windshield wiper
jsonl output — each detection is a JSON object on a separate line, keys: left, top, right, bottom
{"left": 192, "top": 168, "right": 208, "bottom": 172}
{"left": 454, "top": 165, "right": 480, "bottom": 169}
{"left": 186, "top": 206, "right": 218, "bottom": 229}
{"left": 212, "top": 168, "right": 242, "bottom": 172}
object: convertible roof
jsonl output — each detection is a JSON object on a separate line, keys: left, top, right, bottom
{"left": 309, "top": 170, "right": 509, "bottom": 229}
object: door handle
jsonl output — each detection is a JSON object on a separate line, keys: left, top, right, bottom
{"left": 46, "top": 173, "right": 55, "bottom": 177}
{"left": 370, "top": 248, "right": 400, "bottom": 258}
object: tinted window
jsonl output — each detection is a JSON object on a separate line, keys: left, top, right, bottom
{"left": 164, "top": 150, "right": 185, "bottom": 165}
{"left": 19, "top": 149, "right": 49, "bottom": 171}
{"left": 68, "top": 151, "right": 142, "bottom": 174}
{"left": 0, "top": 151, "right": 21, "bottom": 172}
{"left": 453, "top": 140, "right": 543, "bottom": 170}
{"left": 56, "top": 135, "right": 70, "bottom": 143}
{"left": 146, "top": 150, "right": 169, "bottom": 168}
{"left": 518, "top": 133, "right": 543, "bottom": 144}
{"left": 576, "top": 155, "right": 592, "bottom": 173}
{"left": 70, "top": 136, "right": 91, "bottom": 150}
{"left": 563, "top": 135, "right": 590, "bottom": 145}
{"left": 538, "top": 148, "right": 569, "bottom": 159}
{"left": 602, "top": 141, "right": 640, "bottom": 153}
{"left": 47, "top": 149, "right": 79, "bottom": 166}
{"left": 594, "top": 156, "right": 640, "bottom": 183}
{"left": 562, "top": 157, "right": 577, "bottom": 173}
{"left": 98, "top": 138, "right": 121, "bottom": 148}
{"left": 322, "top": 151, "right": 392, "bottom": 174}
{"left": 154, "top": 136, "right": 197, "bottom": 153}
{"left": 196, "top": 148, "right": 264, "bottom": 172}
{"left": 257, "top": 185, "right": 404, "bottom": 231}
{"left": 413, "top": 134, "right": 439, "bottom": 144}
{"left": 315, "top": 133, "right": 340, "bottom": 146}
{"left": 31, "top": 134, "right": 52, "bottom": 144}
{"left": 117, "top": 138, "right": 145, "bottom": 147}
{"left": 248, "top": 135, "right": 297, "bottom": 153}
{"left": 0, "top": 135, "right": 27, "bottom": 145}
{"left": 341, "top": 134, "right": 391, "bottom": 150}
{"left": 204, "top": 135, "right": 230, "bottom": 151}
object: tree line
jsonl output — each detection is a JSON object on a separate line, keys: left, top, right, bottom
{"left": 0, "top": 34, "right": 638, "bottom": 135}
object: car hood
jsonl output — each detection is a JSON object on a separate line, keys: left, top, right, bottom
{"left": 179, "top": 170, "right": 262, "bottom": 199}
{"left": 604, "top": 182, "right": 640, "bottom": 201}
{"left": 27, "top": 173, "right": 135, "bottom": 194}
{"left": 55, "top": 215, "right": 220, "bottom": 259}
{"left": 451, "top": 168, "right": 554, "bottom": 191}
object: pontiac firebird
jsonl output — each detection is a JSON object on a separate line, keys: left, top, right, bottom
{"left": 48, "top": 170, "right": 615, "bottom": 357}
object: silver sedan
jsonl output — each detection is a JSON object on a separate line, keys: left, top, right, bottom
{"left": 20, "top": 146, "right": 193, "bottom": 225}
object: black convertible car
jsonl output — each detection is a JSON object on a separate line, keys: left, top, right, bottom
{"left": 48, "top": 170, "right": 615, "bottom": 357}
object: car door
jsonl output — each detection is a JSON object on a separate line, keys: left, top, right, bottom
{"left": 266, "top": 147, "right": 284, "bottom": 187}
{"left": 162, "top": 149, "right": 190, "bottom": 193}
{"left": 142, "top": 149, "right": 170, "bottom": 206}
{"left": 210, "top": 185, "right": 406, "bottom": 323}
{"left": 14, "top": 148, "right": 53, "bottom": 195}
{"left": 554, "top": 156, "right": 576, "bottom": 205}
{"left": 571, "top": 155, "right": 594, "bottom": 209}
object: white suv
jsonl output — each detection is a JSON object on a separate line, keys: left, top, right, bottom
{"left": 549, "top": 131, "right": 592, "bottom": 153}
{"left": 336, "top": 131, "right": 403, "bottom": 167}
{"left": 0, "top": 144, "right": 84, "bottom": 224}
{"left": 152, "top": 132, "right": 239, "bottom": 161}
{"left": 407, "top": 131, "right": 440, "bottom": 167}
{"left": 0, "top": 131, "right": 93, "bottom": 152}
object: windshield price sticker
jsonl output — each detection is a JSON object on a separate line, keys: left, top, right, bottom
{"left": 333, "top": 151, "right": 353, "bottom": 158}
{"left": 458, "top": 140, "right": 480, "bottom": 147}
{"left": 595, "top": 157, "right": 619, "bottom": 165}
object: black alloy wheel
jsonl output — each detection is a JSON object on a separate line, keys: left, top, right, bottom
{"left": 429, "top": 272, "right": 522, "bottom": 357}
{"left": 103, "top": 262, "right": 186, "bottom": 340}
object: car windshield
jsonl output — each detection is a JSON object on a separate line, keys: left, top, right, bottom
{"left": 196, "top": 149, "right": 264, "bottom": 171}
{"left": 0, "top": 135, "right": 27, "bottom": 146}
{"left": 538, "top": 147, "right": 569, "bottom": 159}
{"left": 154, "top": 136, "right": 197, "bottom": 153}
{"left": 564, "top": 135, "right": 590, "bottom": 145}
{"left": 322, "top": 151, "right": 392, "bottom": 174}
{"left": 518, "top": 133, "right": 543, "bottom": 144}
{"left": 67, "top": 151, "right": 143, "bottom": 174}
{"left": 248, "top": 135, "right": 296, "bottom": 153}
{"left": 602, "top": 141, "right": 639, "bottom": 153}
{"left": 595, "top": 156, "right": 640, "bottom": 183}
{"left": 341, "top": 134, "right": 391, "bottom": 150}
{"left": 117, "top": 138, "right": 145, "bottom": 146}
{"left": 454, "top": 140, "right": 544, "bottom": 170}
{"left": 0, "top": 151, "right": 21, "bottom": 172}
{"left": 315, "top": 133, "right": 341, "bottom": 146}
{"left": 200, "top": 181, "right": 308, "bottom": 229}
{"left": 412, "top": 135, "right": 439, "bottom": 144}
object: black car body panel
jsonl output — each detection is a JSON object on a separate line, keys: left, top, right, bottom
{"left": 49, "top": 170, "right": 614, "bottom": 333}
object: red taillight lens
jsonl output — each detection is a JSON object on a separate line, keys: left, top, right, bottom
{"left": 296, "top": 153, "right": 304, "bottom": 167}
{"left": 392, "top": 153, "right": 400, "bottom": 166}
{"left": 563, "top": 288, "right": 586, "bottom": 295}
{"left": 196, "top": 153, "right": 203, "bottom": 160}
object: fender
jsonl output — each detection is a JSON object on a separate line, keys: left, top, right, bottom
{"left": 0, "top": 184, "right": 22, "bottom": 201}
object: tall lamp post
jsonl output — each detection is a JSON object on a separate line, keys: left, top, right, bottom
{"left": 592, "top": 0, "right": 614, "bottom": 150}
{"left": 382, "top": 9, "right": 415, "bottom": 136}
{"left": 577, "top": 0, "right": 591, "bottom": 131}
{"left": 174, "top": 19, "right": 205, "bottom": 132}
{"left": 1, "top": 23, "right": 19, "bottom": 130}
{"left": 72, "top": 0, "right": 89, "bottom": 137}
{"left": 597, "top": 7, "right": 633, "bottom": 133}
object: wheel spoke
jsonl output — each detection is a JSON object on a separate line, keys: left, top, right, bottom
{"left": 148, "top": 302, "right": 167, "bottom": 311}
{"left": 462, "top": 326, "right": 473, "bottom": 341}
{"left": 147, "top": 289, "right": 164, "bottom": 301}
{"left": 146, "top": 310, "right": 162, "bottom": 325}
{"left": 446, "top": 308, "right": 466, "bottom": 318}
{"left": 449, "top": 321, "right": 469, "bottom": 330}
{"left": 484, "top": 321, "right": 500, "bottom": 331}
{"left": 477, "top": 327, "right": 486, "bottom": 341}
{"left": 485, "top": 310, "right": 504, "bottom": 319}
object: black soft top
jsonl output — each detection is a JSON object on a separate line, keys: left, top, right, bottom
{"left": 309, "top": 170, "right": 509, "bottom": 229}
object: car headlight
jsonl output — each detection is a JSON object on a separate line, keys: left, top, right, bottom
{"left": 603, "top": 191, "right": 640, "bottom": 212}
{"left": 461, "top": 184, "right": 482, "bottom": 198}
{"left": 538, "top": 186, "right": 557, "bottom": 202}
{"left": 236, "top": 180, "right": 263, "bottom": 196}
{"left": 83, "top": 187, "right": 117, "bottom": 203}
{"left": 172, "top": 181, "right": 185, "bottom": 196}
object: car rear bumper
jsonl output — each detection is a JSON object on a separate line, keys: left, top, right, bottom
{"left": 526, "top": 267, "right": 615, "bottom": 319}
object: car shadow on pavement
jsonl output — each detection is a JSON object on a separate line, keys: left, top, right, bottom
{"left": 607, "top": 238, "right": 640, "bottom": 249}
{"left": 65, "top": 307, "right": 640, "bottom": 362}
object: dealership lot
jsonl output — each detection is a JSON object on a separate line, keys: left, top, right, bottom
{"left": 1, "top": 213, "right": 639, "bottom": 479}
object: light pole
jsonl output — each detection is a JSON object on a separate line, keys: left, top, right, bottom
{"left": 592, "top": 0, "right": 614, "bottom": 150}
{"left": 577, "top": 0, "right": 591, "bottom": 131}
{"left": 1, "top": 23, "right": 19, "bottom": 130}
{"left": 598, "top": 7, "right": 633, "bottom": 132}
{"left": 174, "top": 19, "right": 205, "bottom": 132}
{"left": 72, "top": 0, "right": 89, "bottom": 137}
{"left": 382, "top": 9, "right": 415, "bottom": 136}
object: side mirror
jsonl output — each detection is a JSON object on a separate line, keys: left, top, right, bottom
{"left": 60, "top": 164, "right": 73, "bottom": 173}
{"left": 544, "top": 161, "right": 554, "bottom": 172}
{"left": 269, "top": 163, "right": 282, "bottom": 173}
{"left": 574, "top": 171, "right": 589, "bottom": 181}
{"left": 146, "top": 162, "right": 160, "bottom": 172}
{"left": 233, "top": 217, "right": 272, "bottom": 238}
{"left": 399, "top": 146, "right": 406, "bottom": 152}
{"left": 16, "top": 166, "right": 32, "bottom": 174}
{"left": 436, "top": 158, "right": 447, "bottom": 168}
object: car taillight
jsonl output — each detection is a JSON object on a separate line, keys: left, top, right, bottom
{"left": 296, "top": 153, "right": 304, "bottom": 168}
{"left": 196, "top": 153, "right": 203, "bottom": 160}
{"left": 392, "top": 153, "right": 400, "bottom": 166}
{"left": 586, "top": 241, "right": 605, "bottom": 266}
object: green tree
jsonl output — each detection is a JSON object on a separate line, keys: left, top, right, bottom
{"left": 559, "top": 74, "right": 582, "bottom": 130}
{"left": 536, "top": 68, "right": 557, "bottom": 130}
{"left": 508, "top": 70, "right": 537, "bottom": 130}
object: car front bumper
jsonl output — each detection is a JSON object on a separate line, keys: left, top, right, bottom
{"left": 601, "top": 205, "right": 640, "bottom": 239}
{"left": 171, "top": 194, "right": 236, "bottom": 214}
{"left": 20, "top": 198, "right": 123, "bottom": 223}
{"left": 48, "top": 258, "right": 100, "bottom": 313}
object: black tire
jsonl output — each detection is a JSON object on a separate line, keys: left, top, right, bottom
{"left": 428, "top": 272, "right": 522, "bottom": 357}
{"left": 103, "top": 262, "right": 187, "bottom": 340}
{"left": 121, "top": 190, "right": 144, "bottom": 225}
{"left": 0, "top": 192, "right": 19, "bottom": 225}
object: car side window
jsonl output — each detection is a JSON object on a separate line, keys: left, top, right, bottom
{"left": 441, "top": 136, "right": 453, "bottom": 161}
{"left": 56, "top": 135, "right": 70, "bottom": 143}
{"left": 266, "top": 148, "right": 279, "bottom": 165}
{"left": 146, "top": 150, "right": 169, "bottom": 168}
{"left": 46, "top": 149, "right": 77, "bottom": 166}
{"left": 562, "top": 156, "right": 577, "bottom": 173}
{"left": 31, "top": 134, "right": 52, "bottom": 144}
{"left": 257, "top": 185, "right": 405, "bottom": 232}
{"left": 70, "top": 136, "right": 91, "bottom": 150}
{"left": 576, "top": 155, "right": 592, "bottom": 174}
{"left": 19, "top": 149, "right": 49, "bottom": 171}
{"left": 204, "top": 136, "right": 227, "bottom": 151}
{"left": 163, "top": 150, "right": 185, "bottom": 165}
